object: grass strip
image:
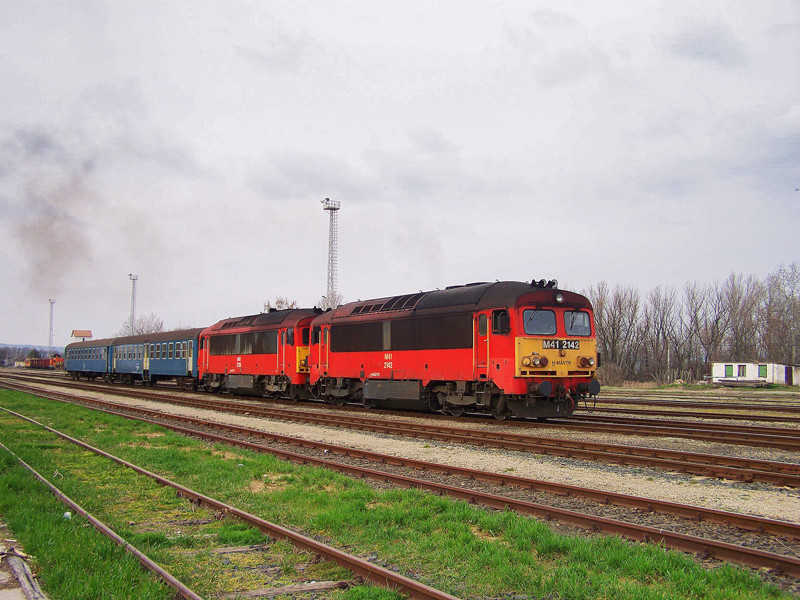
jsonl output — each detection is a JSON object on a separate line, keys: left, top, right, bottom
{"left": 0, "top": 388, "right": 792, "bottom": 600}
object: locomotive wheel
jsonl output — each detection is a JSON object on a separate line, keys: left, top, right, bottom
{"left": 492, "top": 396, "right": 510, "bottom": 421}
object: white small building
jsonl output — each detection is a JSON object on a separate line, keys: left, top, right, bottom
{"left": 711, "top": 362, "right": 799, "bottom": 386}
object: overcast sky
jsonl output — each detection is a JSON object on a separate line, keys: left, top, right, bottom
{"left": 1, "top": 1, "right": 798, "bottom": 347}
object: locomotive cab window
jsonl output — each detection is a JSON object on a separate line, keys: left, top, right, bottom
{"left": 523, "top": 309, "right": 556, "bottom": 335}
{"left": 564, "top": 311, "right": 592, "bottom": 337}
{"left": 492, "top": 309, "right": 510, "bottom": 335}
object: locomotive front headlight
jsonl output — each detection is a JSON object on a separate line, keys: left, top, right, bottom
{"left": 555, "top": 293, "right": 564, "bottom": 304}
{"left": 522, "top": 357, "right": 531, "bottom": 366}
{"left": 532, "top": 357, "right": 541, "bottom": 367}
{"left": 588, "top": 358, "right": 596, "bottom": 367}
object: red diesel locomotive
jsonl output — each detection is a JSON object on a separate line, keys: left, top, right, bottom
{"left": 198, "top": 308, "right": 321, "bottom": 397}
{"left": 309, "top": 280, "right": 599, "bottom": 419}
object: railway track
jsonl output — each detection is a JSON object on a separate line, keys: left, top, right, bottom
{"left": 4, "top": 374, "right": 800, "bottom": 487}
{"left": 0, "top": 407, "right": 462, "bottom": 600}
{"left": 575, "top": 405, "right": 800, "bottom": 424}
{"left": 2, "top": 384, "right": 800, "bottom": 580}
{"left": 587, "top": 395, "right": 800, "bottom": 412}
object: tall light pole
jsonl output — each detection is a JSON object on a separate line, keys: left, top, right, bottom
{"left": 48, "top": 299, "right": 55, "bottom": 357}
{"left": 321, "top": 198, "right": 340, "bottom": 308}
{"left": 128, "top": 274, "right": 138, "bottom": 332}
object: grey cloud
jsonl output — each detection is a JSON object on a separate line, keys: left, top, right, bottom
{"left": 530, "top": 9, "right": 578, "bottom": 30}
{"left": 407, "top": 128, "right": 459, "bottom": 156}
{"left": 234, "top": 33, "right": 315, "bottom": 72}
{"left": 252, "top": 153, "right": 375, "bottom": 203}
{"left": 534, "top": 48, "right": 611, "bottom": 88}
{"left": 667, "top": 22, "right": 747, "bottom": 68}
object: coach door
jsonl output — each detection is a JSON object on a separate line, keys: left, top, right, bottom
{"left": 186, "top": 340, "right": 193, "bottom": 376}
{"left": 475, "top": 313, "right": 489, "bottom": 381}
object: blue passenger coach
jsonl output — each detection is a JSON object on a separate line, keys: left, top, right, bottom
{"left": 111, "top": 328, "right": 204, "bottom": 388}
{"left": 64, "top": 338, "right": 114, "bottom": 380}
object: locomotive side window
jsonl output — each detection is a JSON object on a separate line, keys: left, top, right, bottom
{"left": 383, "top": 322, "right": 391, "bottom": 351}
{"left": 492, "top": 310, "right": 510, "bottom": 335}
{"left": 302, "top": 328, "right": 310, "bottom": 345}
{"left": 312, "top": 326, "right": 320, "bottom": 344}
{"left": 287, "top": 327, "right": 294, "bottom": 346}
{"left": 240, "top": 333, "right": 254, "bottom": 354}
{"left": 478, "top": 314, "right": 487, "bottom": 336}
{"left": 523, "top": 309, "right": 556, "bottom": 335}
{"left": 564, "top": 311, "right": 592, "bottom": 337}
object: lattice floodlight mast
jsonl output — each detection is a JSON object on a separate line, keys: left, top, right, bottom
{"left": 48, "top": 299, "right": 55, "bottom": 357}
{"left": 128, "top": 274, "right": 138, "bottom": 330}
{"left": 321, "top": 198, "right": 340, "bottom": 307}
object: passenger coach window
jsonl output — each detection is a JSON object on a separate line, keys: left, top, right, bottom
{"left": 564, "top": 311, "right": 592, "bottom": 337}
{"left": 522, "top": 309, "right": 556, "bottom": 335}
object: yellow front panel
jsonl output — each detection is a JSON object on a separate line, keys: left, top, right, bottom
{"left": 515, "top": 337, "right": 597, "bottom": 378}
{"left": 297, "top": 346, "right": 310, "bottom": 373}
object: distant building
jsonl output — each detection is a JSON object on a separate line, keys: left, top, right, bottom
{"left": 711, "top": 362, "right": 799, "bottom": 386}
{"left": 71, "top": 330, "right": 92, "bottom": 341}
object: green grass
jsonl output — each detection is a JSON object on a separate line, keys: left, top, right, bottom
{"left": 0, "top": 389, "right": 792, "bottom": 600}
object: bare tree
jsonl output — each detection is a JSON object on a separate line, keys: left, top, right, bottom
{"left": 640, "top": 286, "right": 679, "bottom": 383}
{"left": 263, "top": 297, "right": 298, "bottom": 312}
{"left": 116, "top": 313, "right": 164, "bottom": 336}
{"left": 723, "top": 272, "right": 763, "bottom": 361}
{"left": 684, "top": 280, "right": 730, "bottom": 370}
{"left": 585, "top": 282, "right": 641, "bottom": 380}
{"left": 761, "top": 263, "right": 800, "bottom": 364}
{"left": 318, "top": 292, "right": 343, "bottom": 311}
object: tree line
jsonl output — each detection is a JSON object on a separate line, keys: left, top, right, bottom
{"left": 584, "top": 263, "right": 800, "bottom": 385}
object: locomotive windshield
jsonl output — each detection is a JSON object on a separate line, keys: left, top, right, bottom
{"left": 564, "top": 310, "right": 592, "bottom": 336}
{"left": 522, "top": 309, "right": 556, "bottom": 335}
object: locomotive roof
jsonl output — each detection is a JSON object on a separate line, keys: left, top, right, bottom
{"left": 206, "top": 308, "right": 321, "bottom": 332}
{"left": 327, "top": 280, "right": 590, "bottom": 322}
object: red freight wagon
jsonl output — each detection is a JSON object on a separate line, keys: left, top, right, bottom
{"left": 198, "top": 308, "right": 322, "bottom": 397}
{"left": 309, "top": 280, "right": 600, "bottom": 419}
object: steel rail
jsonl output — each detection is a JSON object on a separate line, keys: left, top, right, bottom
{"left": 141, "top": 394, "right": 800, "bottom": 483}
{"left": 3, "top": 378, "right": 799, "bottom": 487}
{"left": 37, "top": 399, "right": 800, "bottom": 540}
{"left": 0, "top": 408, "right": 461, "bottom": 600}
{"left": 4, "top": 403, "right": 799, "bottom": 578}
{"left": 575, "top": 406, "right": 800, "bottom": 424}
{"left": 587, "top": 396, "right": 800, "bottom": 412}
{"left": 514, "top": 417, "right": 800, "bottom": 451}
{"left": 7, "top": 374, "right": 800, "bottom": 443}
{"left": 0, "top": 441, "right": 205, "bottom": 600}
